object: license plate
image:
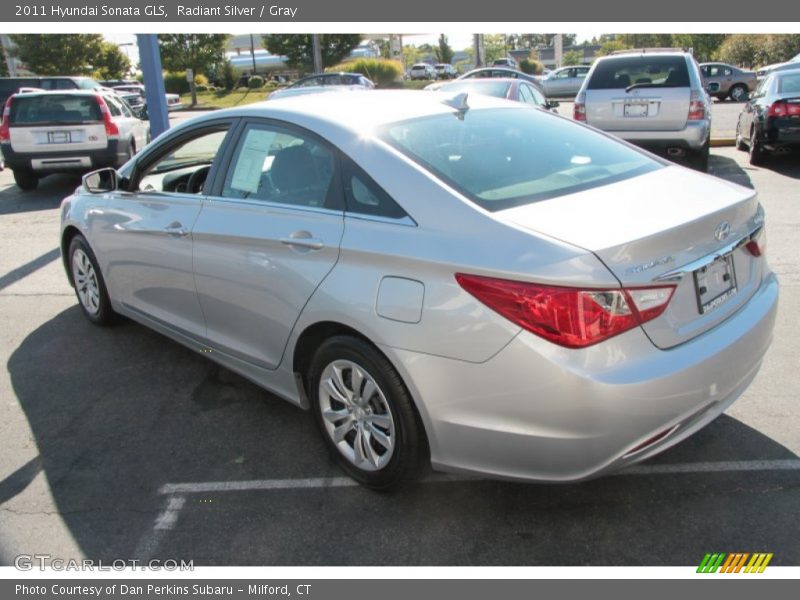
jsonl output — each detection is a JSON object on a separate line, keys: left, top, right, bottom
{"left": 48, "top": 131, "right": 72, "bottom": 144}
{"left": 693, "top": 254, "right": 737, "bottom": 314}
{"left": 624, "top": 103, "right": 649, "bottom": 117}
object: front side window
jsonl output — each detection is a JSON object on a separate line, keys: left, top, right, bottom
{"left": 221, "top": 123, "right": 337, "bottom": 210}
{"left": 136, "top": 128, "right": 229, "bottom": 194}
{"left": 380, "top": 107, "right": 661, "bottom": 212}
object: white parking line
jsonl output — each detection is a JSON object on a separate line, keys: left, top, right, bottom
{"left": 158, "top": 459, "right": 800, "bottom": 495}
{"left": 133, "top": 495, "right": 186, "bottom": 560}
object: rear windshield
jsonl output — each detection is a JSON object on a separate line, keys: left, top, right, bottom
{"left": 777, "top": 73, "right": 800, "bottom": 94}
{"left": 588, "top": 56, "right": 690, "bottom": 90}
{"left": 439, "top": 81, "right": 511, "bottom": 99}
{"left": 9, "top": 94, "right": 102, "bottom": 125}
{"left": 380, "top": 107, "right": 661, "bottom": 211}
{"left": 412, "top": 66, "right": 427, "bottom": 70}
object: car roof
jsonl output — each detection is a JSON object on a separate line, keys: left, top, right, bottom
{"left": 191, "top": 90, "right": 521, "bottom": 134}
{"left": 10, "top": 89, "right": 107, "bottom": 98}
{"left": 601, "top": 51, "right": 688, "bottom": 59}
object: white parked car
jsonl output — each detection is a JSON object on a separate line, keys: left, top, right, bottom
{"left": 0, "top": 90, "right": 149, "bottom": 190}
{"left": 409, "top": 63, "right": 437, "bottom": 80}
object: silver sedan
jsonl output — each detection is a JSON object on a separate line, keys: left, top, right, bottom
{"left": 60, "top": 91, "right": 778, "bottom": 489}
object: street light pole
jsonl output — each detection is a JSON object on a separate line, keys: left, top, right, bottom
{"left": 250, "top": 34, "right": 257, "bottom": 75}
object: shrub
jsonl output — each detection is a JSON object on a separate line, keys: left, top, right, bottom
{"left": 326, "top": 58, "right": 403, "bottom": 86}
{"left": 163, "top": 71, "right": 190, "bottom": 95}
{"left": 216, "top": 60, "right": 241, "bottom": 91}
{"left": 195, "top": 84, "right": 209, "bottom": 92}
{"left": 247, "top": 75, "right": 265, "bottom": 89}
{"left": 519, "top": 58, "right": 545, "bottom": 75}
{"left": 194, "top": 73, "right": 209, "bottom": 87}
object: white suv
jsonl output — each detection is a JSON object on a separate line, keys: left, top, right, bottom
{"left": 574, "top": 50, "right": 712, "bottom": 171}
{"left": 0, "top": 90, "right": 149, "bottom": 190}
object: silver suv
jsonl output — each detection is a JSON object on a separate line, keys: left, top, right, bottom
{"left": 574, "top": 50, "right": 712, "bottom": 171}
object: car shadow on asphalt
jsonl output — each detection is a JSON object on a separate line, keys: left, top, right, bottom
{"left": 709, "top": 154, "right": 755, "bottom": 188}
{"left": 5, "top": 307, "right": 800, "bottom": 565}
{"left": 0, "top": 174, "right": 79, "bottom": 216}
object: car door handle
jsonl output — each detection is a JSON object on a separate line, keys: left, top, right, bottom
{"left": 280, "top": 231, "right": 324, "bottom": 250}
{"left": 164, "top": 222, "right": 189, "bottom": 237}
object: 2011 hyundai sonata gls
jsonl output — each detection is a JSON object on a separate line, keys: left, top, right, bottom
{"left": 60, "top": 91, "right": 778, "bottom": 489}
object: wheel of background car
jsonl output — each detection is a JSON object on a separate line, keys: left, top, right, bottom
{"left": 690, "top": 141, "right": 710, "bottom": 173}
{"left": 68, "top": 234, "right": 117, "bottom": 326}
{"left": 13, "top": 170, "right": 38, "bottom": 191}
{"left": 749, "top": 129, "right": 766, "bottom": 166}
{"left": 186, "top": 165, "right": 212, "bottom": 194}
{"left": 308, "top": 335, "right": 428, "bottom": 490}
{"left": 729, "top": 84, "right": 748, "bottom": 102}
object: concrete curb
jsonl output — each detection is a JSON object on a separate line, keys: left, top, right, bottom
{"left": 711, "top": 137, "right": 736, "bottom": 147}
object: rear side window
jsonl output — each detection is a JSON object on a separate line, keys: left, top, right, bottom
{"left": 341, "top": 157, "right": 408, "bottom": 220}
{"left": 777, "top": 73, "right": 800, "bottom": 94}
{"left": 588, "top": 56, "right": 690, "bottom": 90}
{"left": 380, "top": 107, "right": 661, "bottom": 212}
{"left": 9, "top": 94, "right": 102, "bottom": 125}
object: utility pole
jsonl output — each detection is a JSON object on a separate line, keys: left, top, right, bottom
{"left": 136, "top": 34, "right": 170, "bottom": 139}
{"left": 312, "top": 34, "right": 323, "bottom": 73}
{"left": 554, "top": 33, "right": 563, "bottom": 69}
{"left": 249, "top": 34, "right": 257, "bottom": 75}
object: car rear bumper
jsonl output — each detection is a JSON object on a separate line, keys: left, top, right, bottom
{"left": 0, "top": 140, "right": 129, "bottom": 173}
{"left": 610, "top": 120, "right": 711, "bottom": 151}
{"left": 385, "top": 271, "right": 778, "bottom": 483}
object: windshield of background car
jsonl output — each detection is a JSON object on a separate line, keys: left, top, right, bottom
{"left": 380, "top": 107, "right": 661, "bottom": 211}
{"left": 588, "top": 56, "right": 690, "bottom": 89}
{"left": 9, "top": 94, "right": 102, "bottom": 125}
{"left": 777, "top": 73, "right": 800, "bottom": 93}
{"left": 439, "top": 81, "right": 511, "bottom": 98}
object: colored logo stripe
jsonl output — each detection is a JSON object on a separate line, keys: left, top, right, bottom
{"left": 697, "top": 552, "right": 773, "bottom": 573}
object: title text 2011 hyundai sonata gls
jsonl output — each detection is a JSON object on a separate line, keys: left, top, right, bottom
{"left": 60, "top": 91, "right": 778, "bottom": 489}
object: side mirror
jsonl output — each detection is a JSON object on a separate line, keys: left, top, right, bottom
{"left": 706, "top": 82, "right": 720, "bottom": 93}
{"left": 546, "top": 100, "right": 560, "bottom": 109}
{"left": 82, "top": 168, "right": 119, "bottom": 194}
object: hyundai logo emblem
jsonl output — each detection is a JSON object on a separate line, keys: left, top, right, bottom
{"left": 714, "top": 222, "right": 732, "bottom": 242}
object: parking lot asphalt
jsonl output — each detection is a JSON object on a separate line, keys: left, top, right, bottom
{"left": 0, "top": 145, "right": 798, "bottom": 566}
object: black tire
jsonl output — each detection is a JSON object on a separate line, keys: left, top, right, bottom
{"left": 689, "top": 140, "right": 710, "bottom": 172}
{"left": 67, "top": 234, "right": 117, "bottom": 326}
{"left": 308, "top": 335, "right": 428, "bottom": 490}
{"left": 728, "top": 84, "right": 748, "bottom": 103}
{"left": 13, "top": 169, "right": 39, "bottom": 191}
{"left": 749, "top": 129, "right": 766, "bottom": 166}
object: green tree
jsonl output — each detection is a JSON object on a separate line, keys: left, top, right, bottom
{"left": 262, "top": 34, "right": 361, "bottom": 73}
{"left": 483, "top": 34, "right": 508, "bottom": 64}
{"left": 94, "top": 42, "right": 131, "bottom": 80}
{"left": 158, "top": 34, "right": 230, "bottom": 76}
{"left": 618, "top": 34, "right": 674, "bottom": 49}
{"left": 597, "top": 39, "right": 630, "bottom": 57}
{"left": 9, "top": 34, "right": 104, "bottom": 75}
{"left": 0, "top": 44, "right": 8, "bottom": 77}
{"left": 670, "top": 34, "right": 726, "bottom": 62}
{"left": 562, "top": 49, "right": 584, "bottom": 66}
{"left": 763, "top": 34, "right": 800, "bottom": 64}
{"left": 717, "top": 34, "right": 764, "bottom": 69}
{"left": 434, "top": 34, "right": 454, "bottom": 64}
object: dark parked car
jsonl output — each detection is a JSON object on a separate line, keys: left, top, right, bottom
{"left": 0, "top": 77, "right": 107, "bottom": 107}
{"left": 736, "top": 68, "right": 800, "bottom": 165}
{"left": 267, "top": 72, "right": 375, "bottom": 100}
{"left": 425, "top": 67, "right": 541, "bottom": 91}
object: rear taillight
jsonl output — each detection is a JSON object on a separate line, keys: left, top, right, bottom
{"left": 745, "top": 227, "right": 765, "bottom": 257}
{"left": 95, "top": 95, "right": 119, "bottom": 138}
{"left": 687, "top": 91, "right": 705, "bottom": 121}
{"left": 455, "top": 274, "right": 676, "bottom": 349}
{"left": 574, "top": 93, "right": 586, "bottom": 122}
{"left": 0, "top": 96, "right": 12, "bottom": 142}
{"left": 767, "top": 101, "right": 800, "bottom": 117}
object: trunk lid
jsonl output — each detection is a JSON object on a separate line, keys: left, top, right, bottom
{"left": 497, "top": 166, "right": 765, "bottom": 349}
{"left": 584, "top": 87, "right": 691, "bottom": 132}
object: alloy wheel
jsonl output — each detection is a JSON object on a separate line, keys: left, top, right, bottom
{"left": 72, "top": 248, "right": 101, "bottom": 315}
{"left": 318, "top": 359, "right": 396, "bottom": 471}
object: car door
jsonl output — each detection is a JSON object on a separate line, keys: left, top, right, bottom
{"left": 192, "top": 119, "right": 345, "bottom": 370}
{"left": 571, "top": 67, "right": 590, "bottom": 96}
{"left": 109, "top": 94, "right": 148, "bottom": 151}
{"left": 96, "top": 120, "right": 237, "bottom": 339}
{"left": 544, "top": 68, "right": 570, "bottom": 96}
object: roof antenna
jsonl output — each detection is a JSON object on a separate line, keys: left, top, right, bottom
{"left": 442, "top": 92, "right": 469, "bottom": 120}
